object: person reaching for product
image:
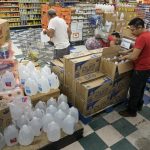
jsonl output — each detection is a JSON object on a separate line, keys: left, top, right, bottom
{"left": 43, "top": 9, "right": 71, "bottom": 59}
{"left": 119, "top": 17, "right": 150, "bottom": 117}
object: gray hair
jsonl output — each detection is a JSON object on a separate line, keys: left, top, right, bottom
{"left": 48, "top": 9, "right": 56, "bottom": 17}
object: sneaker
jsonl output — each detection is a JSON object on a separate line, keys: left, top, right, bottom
{"left": 119, "top": 109, "right": 137, "bottom": 117}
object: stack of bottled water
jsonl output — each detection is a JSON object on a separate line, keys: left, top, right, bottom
{"left": 18, "top": 61, "right": 60, "bottom": 96}
{"left": 0, "top": 94, "right": 79, "bottom": 148}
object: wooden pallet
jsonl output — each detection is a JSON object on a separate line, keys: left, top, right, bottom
{"left": 3, "top": 122, "right": 83, "bottom": 150}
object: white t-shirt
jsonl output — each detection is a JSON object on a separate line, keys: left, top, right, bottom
{"left": 48, "top": 16, "right": 70, "bottom": 49}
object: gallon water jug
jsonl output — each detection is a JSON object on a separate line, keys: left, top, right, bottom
{"left": 46, "top": 105, "right": 57, "bottom": 115}
{"left": 54, "top": 109, "right": 66, "bottom": 128}
{"left": 58, "top": 94, "right": 68, "bottom": 105}
{"left": 47, "top": 121, "right": 60, "bottom": 142}
{"left": 33, "top": 108, "right": 45, "bottom": 119}
{"left": 62, "top": 115, "right": 75, "bottom": 135}
{"left": 18, "top": 64, "right": 27, "bottom": 76}
{"left": 35, "top": 101, "right": 46, "bottom": 112}
{"left": 48, "top": 73, "right": 59, "bottom": 89}
{"left": 0, "top": 133, "right": 5, "bottom": 149}
{"left": 9, "top": 102, "right": 23, "bottom": 121}
{"left": 24, "top": 78, "right": 38, "bottom": 96}
{"left": 42, "top": 113, "right": 54, "bottom": 132}
{"left": 41, "top": 65, "right": 51, "bottom": 77}
{"left": 4, "top": 125, "right": 18, "bottom": 146}
{"left": 38, "top": 76, "right": 50, "bottom": 93}
{"left": 47, "top": 97, "right": 57, "bottom": 107}
{"left": 26, "top": 61, "right": 35, "bottom": 72}
{"left": 19, "top": 70, "right": 29, "bottom": 85}
{"left": 18, "top": 125, "right": 34, "bottom": 146}
{"left": 58, "top": 102, "right": 69, "bottom": 114}
{"left": 68, "top": 107, "right": 79, "bottom": 123}
{"left": 24, "top": 107, "right": 33, "bottom": 121}
{"left": 2, "top": 71, "right": 16, "bottom": 90}
{"left": 31, "top": 70, "right": 41, "bottom": 82}
{"left": 29, "top": 117, "right": 42, "bottom": 136}
{"left": 16, "top": 114, "right": 29, "bottom": 129}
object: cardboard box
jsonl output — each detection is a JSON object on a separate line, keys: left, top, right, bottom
{"left": 76, "top": 95, "right": 110, "bottom": 116}
{"left": 100, "top": 46, "right": 133, "bottom": 80}
{"left": 0, "top": 100, "right": 12, "bottom": 133}
{"left": 121, "top": 27, "right": 136, "bottom": 40}
{"left": 51, "top": 59, "right": 64, "bottom": 83}
{"left": 115, "top": 20, "right": 127, "bottom": 33}
{"left": 103, "top": 13, "right": 117, "bottom": 22}
{"left": 30, "top": 89, "right": 60, "bottom": 105}
{"left": 0, "top": 19, "right": 10, "bottom": 46}
{"left": 76, "top": 76, "right": 112, "bottom": 103}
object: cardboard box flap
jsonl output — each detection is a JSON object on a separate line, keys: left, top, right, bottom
{"left": 0, "top": 19, "right": 8, "bottom": 24}
{"left": 118, "top": 61, "right": 133, "bottom": 74}
{"left": 76, "top": 72, "right": 104, "bottom": 84}
{"left": 64, "top": 51, "right": 91, "bottom": 60}
{"left": 51, "top": 59, "right": 64, "bottom": 68}
{"left": 102, "top": 46, "right": 120, "bottom": 57}
{"left": 100, "top": 59, "right": 117, "bottom": 80}
{"left": 83, "top": 76, "right": 110, "bottom": 89}
{"left": 89, "top": 48, "right": 103, "bottom": 54}
{"left": 71, "top": 53, "right": 101, "bottom": 63}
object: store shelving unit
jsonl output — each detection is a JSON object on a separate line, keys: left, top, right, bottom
{"left": 0, "top": 0, "right": 49, "bottom": 28}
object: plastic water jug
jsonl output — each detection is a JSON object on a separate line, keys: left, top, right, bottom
{"left": 62, "top": 115, "right": 75, "bottom": 135}
{"left": 68, "top": 107, "right": 79, "bottom": 123}
{"left": 2, "top": 71, "right": 16, "bottom": 90}
{"left": 33, "top": 108, "right": 45, "bottom": 119}
{"left": 29, "top": 117, "right": 42, "bottom": 136}
{"left": 0, "top": 133, "right": 5, "bottom": 149}
{"left": 58, "top": 94, "right": 68, "bottom": 105}
{"left": 42, "top": 113, "right": 54, "bottom": 132}
{"left": 19, "top": 70, "right": 29, "bottom": 85}
{"left": 41, "top": 65, "right": 51, "bottom": 77}
{"left": 16, "top": 114, "right": 29, "bottom": 129}
{"left": 4, "top": 125, "right": 18, "bottom": 146}
{"left": 31, "top": 70, "right": 41, "bottom": 82}
{"left": 26, "top": 61, "right": 35, "bottom": 72}
{"left": 54, "top": 109, "right": 66, "bottom": 127}
{"left": 18, "top": 125, "right": 34, "bottom": 146}
{"left": 46, "top": 105, "right": 57, "bottom": 115}
{"left": 35, "top": 101, "right": 46, "bottom": 112}
{"left": 48, "top": 73, "right": 59, "bottom": 89}
{"left": 47, "top": 97, "right": 57, "bottom": 107}
{"left": 38, "top": 76, "right": 50, "bottom": 93}
{"left": 24, "top": 78, "right": 38, "bottom": 96}
{"left": 24, "top": 107, "right": 33, "bottom": 121}
{"left": 47, "top": 121, "right": 60, "bottom": 142}
{"left": 18, "top": 64, "right": 27, "bottom": 76}
{"left": 58, "top": 102, "right": 69, "bottom": 113}
{"left": 9, "top": 102, "right": 23, "bottom": 121}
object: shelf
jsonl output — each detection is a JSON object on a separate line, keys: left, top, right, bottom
{"left": 10, "top": 24, "right": 41, "bottom": 28}
{"left": 1, "top": 16, "right": 20, "bottom": 18}
{"left": 20, "top": 13, "right": 41, "bottom": 15}
{"left": 9, "top": 20, "right": 21, "bottom": 22}
{"left": 27, "top": 19, "right": 41, "bottom": 21}
{"left": 0, "top": 11, "right": 19, "bottom": 13}
{"left": 19, "top": 7, "right": 40, "bottom": 9}
{"left": 19, "top": 2, "right": 47, "bottom": 4}
{"left": 0, "top": 1, "right": 18, "bottom": 2}
{"left": 0, "top": 6, "right": 19, "bottom": 8}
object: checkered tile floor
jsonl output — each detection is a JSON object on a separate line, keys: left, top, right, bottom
{"left": 62, "top": 102, "right": 150, "bottom": 150}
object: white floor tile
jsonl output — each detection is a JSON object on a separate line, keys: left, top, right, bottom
{"left": 96, "top": 125, "right": 123, "bottom": 147}
{"left": 61, "top": 141, "right": 84, "bottom": 150}
{"left": 126, "top": 128, "right": 150, "bottom": 150}
{"left": 125, "top": 113, "right": 148, "bottom": 128}
{"left": 82, "top": 124, "right": 94, "bottom": 137}
{"left": 103, "top": 111, "right": 122, "bottom": 124}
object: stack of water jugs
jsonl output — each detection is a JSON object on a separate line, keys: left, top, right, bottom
{"left": 0, "top": 94, "right": 79, "bottom": 149}
{"left": 18, "top": 61, "right": 59, "bottom": 95}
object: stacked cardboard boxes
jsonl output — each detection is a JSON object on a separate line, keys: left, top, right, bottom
{"left": 52, "top": 46, "right": 133, "bottom": 117}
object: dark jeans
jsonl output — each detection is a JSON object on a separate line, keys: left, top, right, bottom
{"left": 54, "top": 46, "right": 70, "bottom": 59}
{"left": 128, "top": 70, "right": 150, "bottom": 113}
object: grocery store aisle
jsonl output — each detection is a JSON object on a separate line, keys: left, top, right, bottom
{"left": 62, "top": 102, "right": 150, "bottom": 150}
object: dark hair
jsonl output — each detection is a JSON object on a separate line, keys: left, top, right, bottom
{"left": 111, "top": 32, "right": 120, "bottom": 38}
{"left": 48, "top": 9, "right": 56, "bottom": 17}
{"left": 128, "top": 17, "right": 145, "bottom": 28}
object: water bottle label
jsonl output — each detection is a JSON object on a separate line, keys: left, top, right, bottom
{"left": 25, "top": 86, "right": 31, "bottom": 94}
{"left": 10, "top": 138, "right": 17, "bottom": 143}
{"left": 5, "top": 78, "right": 12, "bottom": 87}
{"left": 22, "top": 96, "right": 28, "bottom": 103}
{"left": 38, "top": 84, "right": 42, "bottom": 91}
{"left": 21, "top": 79, "right": 25, "bottom": 85}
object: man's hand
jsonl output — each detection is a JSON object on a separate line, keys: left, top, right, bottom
{"left": 119, "top": 55, "right": 129, "bottom": 60}
{"left": 119, "top": 48, "right": 133, "bottom": 55}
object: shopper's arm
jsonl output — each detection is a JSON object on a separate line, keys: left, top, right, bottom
{"left": 120, "top": 48, "right": 142, "bottom": 61}
{"left": 44, "top": 29, "right": 55, "bottom": 38}
{"left": 67, "top": 27, "right": 72, "bottom": 39}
